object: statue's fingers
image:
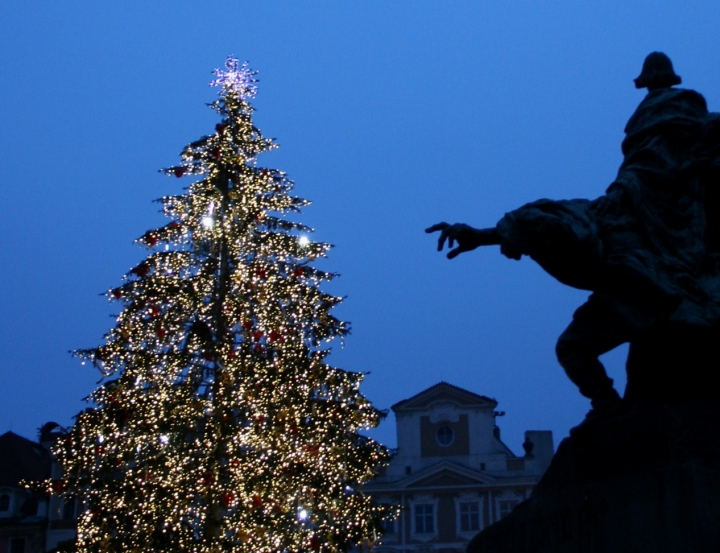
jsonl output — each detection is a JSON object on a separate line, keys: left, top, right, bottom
{"left": 437, "top": 228, "right": 450, "bottom": 251}
{"left": 447, "top": 247, "right": 462, "bottom": 259}
{"left": 437, "top": 235, "right": 446, "bottom": 251}
{"left": 447, "top": 243, "right": 471, "bottom": 259}
{"left": 425, "top": 222, "right": 449, "bottom": 234}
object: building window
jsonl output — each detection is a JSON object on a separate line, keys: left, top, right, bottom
{"left": 456, "top": 494, "right": 484, "bottom": 536}
{"left": 381, "top": 517, "right": 395, "bottom": 534}
{"left": 436, "top": 425, "right": 454, "bottom": 447}
{"left": 63, "top": 498, "right": 76, "bottom": 520}
{"left": 459, "top": 502, "right": 480, "bottom": 532}
{"left": 10, "top": 537, "right": 25, "bottom": 553}
{"left": 497, "top": 499, "right": 520, "bottom": 520}
{"left": 0, "top": 494, "right": 9, "bottom": 511}
{"left": 414, "top": 504, "right": 434, "bottom": 533}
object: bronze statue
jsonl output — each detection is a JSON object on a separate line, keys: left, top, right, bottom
{"left": 428, "top": 53, "right": 720, "bottom": 424}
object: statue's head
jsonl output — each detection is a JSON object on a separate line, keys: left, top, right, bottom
{"left": 634, "top": 52, "right": 682, "bottom": 90}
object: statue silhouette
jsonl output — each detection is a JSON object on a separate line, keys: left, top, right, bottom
{"left": 428, "top": 53, "right": 720, "bottom": 425}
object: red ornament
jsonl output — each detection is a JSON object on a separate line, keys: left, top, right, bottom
{"left": 145, "top": 233, "right": 158, "bottom": 246}
{"left": 252, "top": 331, "right": 263, "bottom": 342}
{"left": 51, "top": 480, "right": 65, "bottom": 493}
{"left": 268, "top": 330, "right": 284, "bottom": 343}
{"left": 289, "top": 422, "right": 299, "bottom": 435}
{"left": 242, "top": 320, "right": 253, "bottom": 331}
{"left": 150, "top": 305, "right": 160, "bottom": 318}
{"left": 215, "top": 123, "right": 227, "bottom": 133}
{"left": 309, "top": 535, "right": 322, "bottom": 551}
{"left": 174, "top": 167, "right": 185, "bottom": 178}
{"left": 112, "top": 288, "right": 122, "bottom": 300}
{"left": 294, "top": 266, "right": 304, "bottom": 277}
{"left": 131, "top": 263, "right": 149, "bottom": 278}
{"left": 255, "top": 415, "right": 265, "bottom": 425}
{"left": 253, "top": 344, "right": 265, "bottom": 355}
{"left": 170, "top": 221, "right": 180, "bottom": 229}
{"left": 228, "top": 347, "right": 236, "bottom": 359}
{"left": 156, "top": 326, "right": 166, "bottom": 339}
{"left": 251, "top": 495, "right": 263, "bottom": 509}
{"left": 230, "top": 459, "right": 241, "bottom": 468}
{"left": 221, "top": 492, "right": 235, "bottom": 507}
{"left": 304, "top": 444, "right": 321, "bottom": 456}
{"left": 212, "top": 148, "right": 221, "bottom": 159}
{"left": 200, "top": 471, "right": 214, "bottom": 486}
{"left": 256, "top": 268, "right": 266, "bottom": 280}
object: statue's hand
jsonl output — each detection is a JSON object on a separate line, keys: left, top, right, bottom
{"left": 425, "top": 223, "right": 499, "bottom": 259}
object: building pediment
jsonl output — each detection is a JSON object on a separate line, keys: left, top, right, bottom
{"left": 392, "top": 382, "right": 497, "bottom": 413}
{"left": 394, "top": 461, "right": 496, "bottom": 489}
{"left": 409, "top": 469, "right": 483, "bottom": 487}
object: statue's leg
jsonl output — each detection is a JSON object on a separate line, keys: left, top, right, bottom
{"left": 555, "top": 293, "right": 626, "bottom": 411}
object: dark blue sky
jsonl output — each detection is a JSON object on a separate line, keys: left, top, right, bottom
{"left": 2, "top": 2, "right": 719, "bottom": 453}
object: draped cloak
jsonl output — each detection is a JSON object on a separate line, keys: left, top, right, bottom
{"left": 496, "top": 88, "right": 720, "bottom": 328}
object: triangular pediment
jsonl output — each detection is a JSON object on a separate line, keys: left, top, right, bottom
{"left": 409, "top": 468, "right": 484, "bottom": 487}
{"left": 398, "top": 461, "right": 496, "bottom": 488}
{"left": 392, "top": 382, "right": 497, "bottom": 413}
{"left": 363, "top": 462, "right": 498, "bottom": 494}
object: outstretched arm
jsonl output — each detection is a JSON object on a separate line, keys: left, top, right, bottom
{"left": 425, "top": 222, "right": 500, "bottom": 259}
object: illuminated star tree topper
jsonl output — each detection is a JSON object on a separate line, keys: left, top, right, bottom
{"left": 209, "top": 55, "right": 258, "bottom": 99}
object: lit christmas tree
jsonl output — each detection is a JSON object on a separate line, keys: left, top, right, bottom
{"left": 55, "top": 56, "right": 391, "bottom": 553}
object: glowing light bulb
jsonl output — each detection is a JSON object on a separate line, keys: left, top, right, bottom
{"left": 298, "top": 508, "right": 308, "bottom": 521}
{"left": 98, "top": 435, "right": 105, "bottom": 444}
{"left": 298, "top": 235, "right": 309, "bottom": 246}
{"left": 202, "top": 216, "right": 214, "bottom": 228}
{"left": 160, "top": 435, "right": 169, "bottom": 445}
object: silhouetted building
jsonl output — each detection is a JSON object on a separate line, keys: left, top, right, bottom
{"left": 0, "top": 425, "right": 77, "bottom": 553}
{"left": 365, "top": 382, "right": 553, "bottom": 553}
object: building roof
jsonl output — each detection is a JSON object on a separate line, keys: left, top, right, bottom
{"left": 391, "top": 381, "right": 498, "bottom": 412}
{"left": 0, "top": 431, "right": 51, "bottom": 488}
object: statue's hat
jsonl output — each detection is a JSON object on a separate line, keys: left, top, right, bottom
{"left": 634, "top": 52, "right": 682, "bottom": 89}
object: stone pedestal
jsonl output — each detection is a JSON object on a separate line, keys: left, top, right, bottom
{"left": 467, "top": 403, "right": 720, "bottom": 553}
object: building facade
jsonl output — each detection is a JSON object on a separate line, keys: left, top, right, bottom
{"left": 0, "top": 426, "right": 77, "bottom": 553}
{"left": 365, "top": 382, "right": 553, "bottom": 553}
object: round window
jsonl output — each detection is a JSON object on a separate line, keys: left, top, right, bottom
{"left": 436, "top": 425, "right": 454, "bottom": 447}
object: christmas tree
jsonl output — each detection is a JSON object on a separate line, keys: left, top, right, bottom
{"left": 55, "top": 56, "right": 392, "bottom": 553}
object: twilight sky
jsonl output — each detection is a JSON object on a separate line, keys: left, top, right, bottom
{"left": 1, "top": 2, "right": 719, "bottom": 454}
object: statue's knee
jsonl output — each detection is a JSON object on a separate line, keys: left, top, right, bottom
{"left": 555, "top": 335, "right": 591, "bottom": 380}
